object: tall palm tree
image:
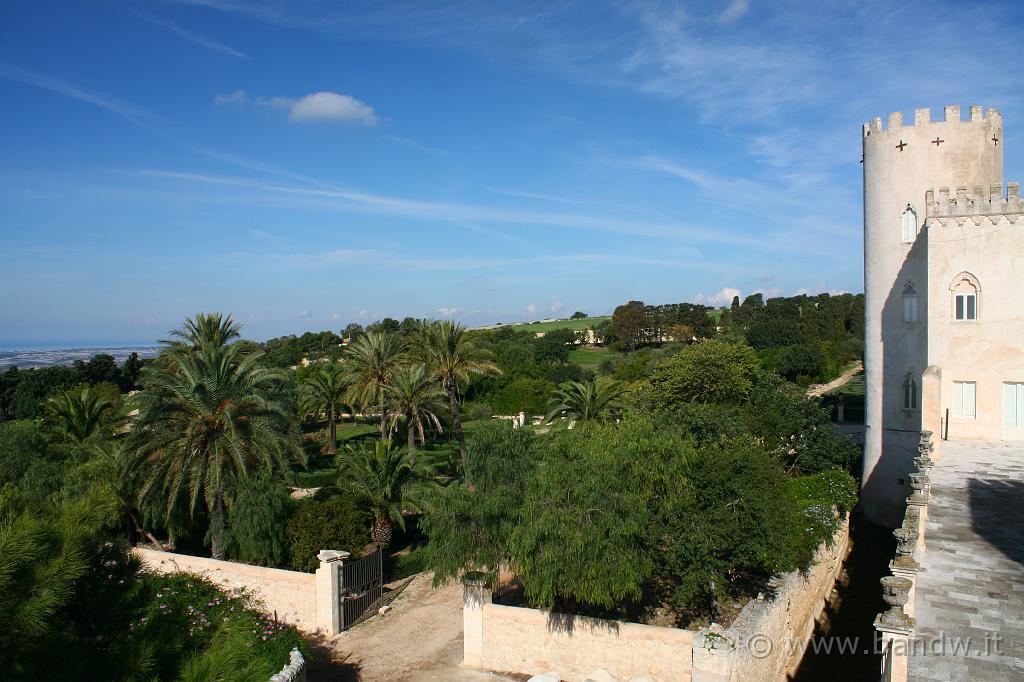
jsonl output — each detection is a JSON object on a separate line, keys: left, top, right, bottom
{"left": 419, "top": 321, "right": 500, "bottom": 485}
{"left": 129, "top": 313, "right": 301, "bottom": 560}
{"left": 338, "top": 439, "right": 433, "bottom": 547}
{"left": 44, "top": 385, "right": 118, "bottom": 446}
{"left": 545, "top": 377, "right": 626, "bottom": 424}
{"left": 384, "top": 364, "right": 447, "bottom": 455}
{"left": 299, "top": 363, "right": 351, "bottom": 455}
{"left": 345, "top": 332, "right": 406, "bottom": 438}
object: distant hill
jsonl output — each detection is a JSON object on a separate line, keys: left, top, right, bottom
{"left": 476, "top": 316, "right": 610, "bottom": 333}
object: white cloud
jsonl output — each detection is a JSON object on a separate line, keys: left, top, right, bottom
{"left": 549, "top": 301, "right": 565, "bottom": 314}
{"left": 215, "top": 90, "right": 248, "bottom": 106}
{"left": 693, "top": 287, "right": 741, "bottom": 306}
{"left": 329, "top": 312, "right": 342, "bottom": 321}
{"left": 719, "top": 0, "right": 750, "bottom": 23}
{"left": 753, "top": 288, "right": 782, "bottom": 299}
{"left": 526, "top": 304, "right": 538, "bottom": 315}
{"left": 285, "top": 92, "right": 377, "bottom": 125}
{"left": 357, "top": 309, "right": 370, "bottom": 318}
{"left": 435, "top": 307, "right": 462, "bottom": 317}
{"left": 297, "top": 308, "right": 312, "bottom": 318}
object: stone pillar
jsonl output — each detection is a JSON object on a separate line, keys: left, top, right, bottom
{"left": 462, "top": 571, "right": 491, "bottom": 668}
{"left": 875, "top": 576, "right": 914, "bottom": 682}
{"left": 692, "top": 625, "right": 736, "bottom": 682}
{"left": 315, "top": 549, "right": 349, "bottom": 635}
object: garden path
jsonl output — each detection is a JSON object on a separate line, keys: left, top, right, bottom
{"left": 310, "top": 572, "right": 519, "bottom": 681}
{"left": 807, "top": 361, "right": 864, "bottom": 398}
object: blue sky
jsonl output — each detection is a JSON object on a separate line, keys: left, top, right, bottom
{"left": 2, "top": 0, "right": 1022, "bottom": 347}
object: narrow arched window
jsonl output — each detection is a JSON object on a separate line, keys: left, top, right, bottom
{"left": 901, "top": 284, "right": 918, "bottom": 322}
{"left": 902, "top": 375, "right": 918, "bottom": 411}
{"left": 951, "top": 272, "right": 980, "bottom": 321}
{"left": 901, "top": 205, "right": 918, "bottom": 243}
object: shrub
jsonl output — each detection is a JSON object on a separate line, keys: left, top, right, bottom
{"left": 225, "top": 476, "right": 291, "bottom": 567}
{"left": 284, "top": 496, "right": 369, "bottom": 571}
{"left": 790, "top": 468, "right": 859, "bottom": 559}
{"left": 657, "top": 441, "right": 803, "bottom": 618}
{"left": 464, "top": 402, "right": 494, "bottom": 421}
{"left": 486, "top": 377, "right": 555, "bottom": 415}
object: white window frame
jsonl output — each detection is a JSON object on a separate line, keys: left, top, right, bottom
{"left": 954, "top": 292, "right": 977, "bottom": 321}
{"left": 901, "top": 285, "right": 918, "bottom": 322}
{"left": 902, "top": 376, "right": 918, "bottom": 411}
{"left": 901, "top": 205, "right": 918, "bottom": 243}
{"left": 953, "top": 381, "right": 977, "bottom": 419}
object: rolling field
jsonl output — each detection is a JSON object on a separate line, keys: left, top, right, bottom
{"left": 499, "top": 315, "right": 609, "bottom": 333}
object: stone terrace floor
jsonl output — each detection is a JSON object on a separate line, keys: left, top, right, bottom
{"left": 908, "top": 440, "right": 1024, "bottom": 682}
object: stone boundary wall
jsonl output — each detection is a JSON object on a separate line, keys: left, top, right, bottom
{"left": 721, "top": 515, "right": 852, "bottom": 680}
{"left": 472, "top": 595, "right": 694, "bottom": 681}
{"left": 134, "top": 548, "right": 317, "bottom": 632}
{"left": 463, "top": 518, "right": 853, "bottom": 682}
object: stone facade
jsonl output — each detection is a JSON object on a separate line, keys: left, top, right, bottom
{"left": 861, "top": 105, "right": 1024, "bottom": 526}
{"left": 134, "top": 548, "right": 318, "bottom": 632}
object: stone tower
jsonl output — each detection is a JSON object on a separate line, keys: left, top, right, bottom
{"left": 861, "top": 105, "right": 1003, "bottom": 526}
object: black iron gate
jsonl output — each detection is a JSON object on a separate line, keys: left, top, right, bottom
{"left": 340, "top": 549, "right": 383, "bottom": 630}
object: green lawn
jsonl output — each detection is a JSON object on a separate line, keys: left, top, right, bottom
{"left": 498, "top": 316, "right": 609, "bottom": 333}
{"left": 568, "top": 347, "right": 613, "bottom": 368}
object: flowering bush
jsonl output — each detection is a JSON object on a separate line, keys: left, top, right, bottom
{"left": 134, "top": 572, "right": 306, "bottom": 680}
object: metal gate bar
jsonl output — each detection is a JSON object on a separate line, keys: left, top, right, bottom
{"left": 340, "top": 549, "right": 383, "bottom": 630}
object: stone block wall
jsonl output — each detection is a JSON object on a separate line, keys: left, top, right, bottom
{"left": 723, "top": 515, "right": 851, "bottom": 680}
{"left": 135, "top": 548, "right": 317, "bottom": 632}
{"left": 483, "top": 604, "right": 694, "bottom": 681}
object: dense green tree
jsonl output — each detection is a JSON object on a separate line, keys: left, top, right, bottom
{"left": 345, "top": 332, "right": 406, "bottom": 439}
{"left": 642, "top": 339, "right": 762, "bottom": 407}
{"left": 545, "top": 378, "right": 626, "bottom": 423}
{"left": 657, "top": 441, "right": 803, "bottom": 619}
{"left": 510, "top": 417, "right": 695, "bottom": 611}
{"left": 337, "top": 439, "right": 433, "bottom": 547}
{"left": 570, "top": 311, "right": 588, "bottom": 320}
{"left": 533, "top": 328, "right": 575, "bottom": 364}
{"left": 420, "top": 321, "right": 500, "bottom": 486}
{"left": 610, "top": 300, "right": 646, "bottom": 351}
{"left": 120, "top": 352, "right": 145, "bottom": 391}
{"left": 72, "top": 353, "right": 121, "bottom": 387}
{"left": 284, "top": 497, "right": 368, "bottom": 572}
{"left": 130, "top": 313, "right": 301, "bottom": 559}
{"left": 224, "top": 475, "right": 290, "bottom": 567}
{"left": 341, "top": 322, "right": 365, "bottom": 340}
{"left": 298, "top": 362, "right": 351, "bottom": 455}
{"left": 367, "top": 317, "right": 401, "bottom": 335}
{"left": 7, "top": 366, "right": 79, "bottom": 420}
{"left": 773, "top": 343, "right": 826, "bottom": 382}
{"left": 488, "top": 377, "right": 555, "bottom": 415}
{"left": 421, "top": 422, "right": 539, "bottom": 585}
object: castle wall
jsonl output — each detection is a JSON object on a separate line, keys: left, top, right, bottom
{"left": 924, "top": 188, "right": 1024, "bottom": 441}
{"left": 861, "top": 106, "right": 1003, "bottom": 526}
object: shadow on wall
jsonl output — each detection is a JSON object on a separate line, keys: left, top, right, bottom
{"left": 862, "top": 235, "right": 928, "bottom": 527}
{"left": 791, "top": 513, "right": 894, "bottom": 682}
{"left": 968, "top": 477, "right": 1024, "bottom": 567}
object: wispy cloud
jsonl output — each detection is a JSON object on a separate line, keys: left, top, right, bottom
{"left": 218, "top": 90, "right": 378, "bottom": 125}
{"left": 214, "top": 90, "right": 249, "bottom": 105}
{"left": 719, "top": 0, "right": 750, "bottom": 23}
{"left": 0, "top": 64, "right": 153, "bottom": 129}
{"left": 134, "top": 12, "right": 248, "bottom": 58}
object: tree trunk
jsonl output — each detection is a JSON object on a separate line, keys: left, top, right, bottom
{"left": 371, "top": 515, "right": 393, "bottom": 548}
{"left": 447, "top": 383, "right": 473, "bottom": 489}
{"left": 379, "top": 402, "right": 389, "bottom": 440}
{"left": 210, "top": 491, "right": 226, "bottom": 560}
{"left": 327, "top": 408, "right": 338, "bottom": 455}
{"left": 407, "top": 420, "right": 416, "bottom": 454}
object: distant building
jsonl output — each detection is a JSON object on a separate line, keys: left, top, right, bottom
{"left": 861, "top": 105, "right": 1024, "bottom": 526}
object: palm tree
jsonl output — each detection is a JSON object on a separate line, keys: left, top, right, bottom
{"left": 337, "top": 439, "right": 432, "bottom": 547}
{"left": 345, "top": 332, "right": 406, "bottom": 439}
{"left": 299, "top": 363, "right": 351, "bottom": 455}
{"left": 419, "top": 321, "right": 500, "bottom": 485}
{"left": 545, "top": 377, "right": 626, "bottom": 424}
{"left": 384, "top": 364, "right": 446, "bottom": 455}
{"left": 44, "top": 385, "right": 118, "bottom": 446}
{"left": 129, "top": 313, "right": 301, "bottom": 560}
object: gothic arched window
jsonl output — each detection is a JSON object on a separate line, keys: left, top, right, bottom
{"left": 901, "top": 205, "right": 918, "bottom": 243}
{"left": 901, "top": 283, "right": 918, "bottom": 322}
{"left": 902, "top": 375, "right": 918, "bottom": 411}
{"left": 950, "top": 272, "right": 980, "bottom": 321}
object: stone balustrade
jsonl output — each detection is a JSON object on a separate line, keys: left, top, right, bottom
{"left": 874, "top": 430, "right": 935, "bottom": 681}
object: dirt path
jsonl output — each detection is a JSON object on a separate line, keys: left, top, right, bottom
{"left": 806, "top": 361, "right": 863, "bottom": 398}
{"left": 308, "top": 572, "right": 517, "bottom": 681}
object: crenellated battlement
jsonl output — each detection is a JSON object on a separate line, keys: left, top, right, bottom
{"left": 862, "top": 105, "right": 1001, "bottom": 137}
{"left": 925, "top": 182, "right": 1022, "bottom": 219}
